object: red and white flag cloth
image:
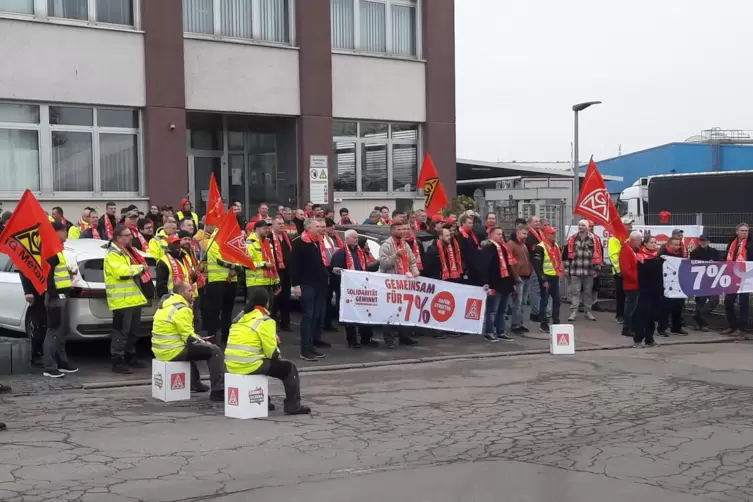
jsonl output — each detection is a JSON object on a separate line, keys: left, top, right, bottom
{"left": 574, "top": 159, "right": 628, "bottom": 242}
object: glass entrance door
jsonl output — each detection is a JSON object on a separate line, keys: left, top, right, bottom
{"left": 188, "top": 155, "right": 222, "bottom": 219}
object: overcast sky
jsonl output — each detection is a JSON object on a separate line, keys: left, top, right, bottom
{"left": 455, "top": 0, "right": 751, "bottom": 164}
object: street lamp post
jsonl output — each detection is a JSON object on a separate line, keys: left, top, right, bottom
{"left": 571, "top": 100, "right": 602, "bottom": 223}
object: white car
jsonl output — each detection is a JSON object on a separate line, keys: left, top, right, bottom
{"left": 0, "top": 239, "right": 158, "bottom": 341}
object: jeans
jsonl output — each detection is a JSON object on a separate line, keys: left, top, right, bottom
{"left": 485, "top": 291, "right": 511, "bottom": 335}
{"left": 614, "top": 275, "right": 625, "bottom": 318}
{"left": 173, "top": 339, "right": 225, "bottom": 392}
{"left": 43, "top": 294, "right": 70, "bottom": 371}
{"left": 622, "top": 290, "right": 640, "bottom": 336}
{"left": 539, "top": 278, "right": 561, "bottom": 324}
{"left": 111, "top": 306, "right": 141, "bottom": 358}
{"left": 530, "top": 269, "right": 542, "bottom": 316}
{"left": 511, "top": 279, "right": 531, "bottom": 328}
{"left": 568, "top": 275, "right": 595, "bottom": 312}
{"left": 694, "top": 295, "right": 719, "bottom": 327}
{"left": 725, "top": 293, "right": 749, "bottom": 330}
{"left": 300, "top": 285, "right": 326, "bottom": 353}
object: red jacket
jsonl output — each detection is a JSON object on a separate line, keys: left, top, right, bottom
{"left": 619, "top": 244, "right": 639, "bottom": 291}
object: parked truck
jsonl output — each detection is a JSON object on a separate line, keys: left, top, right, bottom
{"left": 618, "top": 170, "right": 753, "bottom": 246}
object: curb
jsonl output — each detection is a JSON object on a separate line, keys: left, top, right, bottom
{"left": 80, "top": 336, "right": 737, "bottom": 391}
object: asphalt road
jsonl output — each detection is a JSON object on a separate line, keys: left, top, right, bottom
{"left": 3, "top": 342, "right": 753, "bottom": 501}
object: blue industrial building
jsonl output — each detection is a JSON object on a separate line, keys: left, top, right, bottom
{"left": 596, "top": 142, "right": 753, "bottom": 194}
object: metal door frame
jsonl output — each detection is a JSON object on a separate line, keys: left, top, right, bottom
{"left": 187, "top": 150, "right": 226, "bottom": 209}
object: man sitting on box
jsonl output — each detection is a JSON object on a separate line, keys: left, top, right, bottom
{"left": 226, "top": 288, "right": 311, "bottom": 415}
{"left": 152, "top": 280, "right": 225, "bottom": 402}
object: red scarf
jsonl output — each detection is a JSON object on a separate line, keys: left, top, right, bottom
{"left": 529, "top": 228, "right": 543, "bottom": 250}
{"left": 728, "top": 238, "right": 748, "bottom": 262}
{"left": 567, "top": 233, "right": 603, "bottom": 264}
{"left": 486, "top": 225, "right": 495, "bottom": 237}
{"left": 123, "top": 245, "right": 151, "bottom": 283}
{"left": 380, "top": 217, "right": 390, "bottom": 225}
{"left": 345, "top": 245, "right": 367, "bottom": 270}
{"left": 438, "top": 239, "right": 463, "bottom": 280}
{"left": 104, "top": 214, "right": 114, "bottom": 240}
{"left": 302, "top": 231, "right": 328, "bottom": 266}
{"left": 91, "top": 226, "right": 101, "bottom": 239}
{"left": 459, "top": 227, "right": 480, "bottom": 249}
{"left": 543, "top": 240, "right": 563, "bottom": 277}
{"left": 129, "top": 225, "right": 148, "bottom": 250}
{"left": 185, "top": 245, "right": 206, "bottom": 289}
{"left": 365, "top": 248, "right": 375, "bottom": 264}
{"left": 391, "top": 237, "right": 410, "bottom": 275}
{"left": 407, "top": 232, "right": 423, "bottom": 271}
{"left": 166, "top": 253, "right": 186, "bottom": 283}
{"left": 273, "top": 232, "right": 291, "bottom": 270}
{"left": 491, "top": 240, "right": 516, "bottom": 278}
{"left": 413, "top": 220, "right": 422, "bottom": 232}
{"left": 339, "top": 217, "right": 354, "bottom": 225}
{"left": 637, "top": 246, "right": 658, "bottom": 263}
{"left": 261, "top": 239, "right": 280, "bottom": 280}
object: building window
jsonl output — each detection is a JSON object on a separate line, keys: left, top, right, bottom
{"left": 44, "top": 0, "right": 135, "bottom": 26}
{"left": 331, "top": 0, "right": 419, "bottom": 58}
{"left": 332, "top": 120, "right": 420, "bottom": 195}
{"left": 183, "top": 0, "right": 293, "bottom": 45}
{"left": 0, "top": 102, "right": 141, "bottom": 196}
{"left": 1, "top": 0, "right": 34, "bottom": 14}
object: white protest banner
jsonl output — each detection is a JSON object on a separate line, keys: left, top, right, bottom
{"left": 565, "top": 225, "right": 703, "bottom": 265}
{"left": 339, "top": 270, "right": 487, "bottom": 335}
{"left": 662, "top": 256, "right": 753, "bottom": 299}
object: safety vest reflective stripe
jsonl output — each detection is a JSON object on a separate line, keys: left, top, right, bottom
{"left": 207, "top": 266, "right": 228, "bottom": 273}
{"left": 106, "top": 283, "right": 138, "bottom": 290}
{"left": 166, "top": 304, "right": 186, "bottom": 322}
{"left": 225, "top": 344, "right": 263, "bottom": 354}
{"left": 152, "top": 333, "right": 182, "bottom": 341}
{"left": 53, "top": 253, "right": 72, "bottom": 288}
{"left": 224, "top": 354, "right": 263, "bottom": 363}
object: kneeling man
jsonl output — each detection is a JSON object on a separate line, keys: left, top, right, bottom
{"left": 227, "top": 288, "right": 311, "bottom": 415}
{"left": 152, "top": 280, "right": 225, "bottom": 402}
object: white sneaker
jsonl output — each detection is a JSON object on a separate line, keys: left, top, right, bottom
{"left": 567, "top": 312, "right": 577, "bottom": 322}
{"left": 585, "top": 312, "right": 596, "bottom": 321}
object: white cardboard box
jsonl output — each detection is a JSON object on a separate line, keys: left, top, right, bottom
{"left": 224, "top": 373, "right": 269, "bottom": 420}
{"left": 152, "top": 359, "right": 191, "bottom": 402}
{"left": 550, "top": 324, "right": 575, "bottom": 355}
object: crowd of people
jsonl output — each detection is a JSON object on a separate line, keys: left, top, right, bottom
{"left": 2, "top": 196, "right": 749, "bottom": 429}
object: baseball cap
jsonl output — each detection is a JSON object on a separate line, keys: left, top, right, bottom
{"left": 430, "top": 214, "right": 444, "bottom": 223}
{"left": 166, "top": 235, "right": 180, "bottom": 244}
{"left": 446, "top": 217, "right": 457, "bottom": 224}
{"left": 125, "top": 210, "right": 139, "bottom": 219}
{"left": 160, "top": 204, "right": 173, "bottom": 211}
{"left": 543, "top": 226, "right": 557, "bottom": 235}
{"left": 254, "top": 220, "right": 270, "bottom": 229}
{"left": 699, "top": 234, "right": 709, "bottom": 242}
{"left": 672, "top": 228, "right": 684, "bottom": 235}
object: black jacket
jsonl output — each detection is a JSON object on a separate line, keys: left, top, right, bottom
{"left": 637, "top": 253, "right": 664, "bottom": 293}
{"left": 480, "top": 243, "right": 516, "bottom": 294}
{"left": 273, "top": 233, "right": 293, "bottom": 273}
{"left": 423, "top": 241, "right": 441, "bottom": 280}
{"left": 525, "top": 230, "right": 543, "bottom": 260}
{"left": 689, "top": 246, "right": 720, "bottom": 262}
{"left": 20, "top": 274, "right": 44, "bottom": 300}
{"left": 289, "top": 237, "right": 329, "bottom": 289}
{"left": 458, "top": 233, "right": 482, "bottom": 285}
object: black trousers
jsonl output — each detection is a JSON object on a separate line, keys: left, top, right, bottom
{"left": 204, "top": 281, "right": 237, "bottom": 347}
{"left": 634, "top": 288, "right": 661, "bottom": 344}
{"left": 271, "top": 270, "right": 291, "bottom": 329}
{"left": 614, "top": 275, "right": 625, "bottom": 318}
{"left": 659, "top": 297, "right": 685, "bottom": 333}
{"left": 27, "top": 297, "right": 47, "bottom": 360}
{"left": 173, "top": 339, "right": 225, "bottom": 392}
{"left": 323, "top": 280, "right": 338, "bottom": 329}
{"left": 251, "top": 359, "right": 302, "bottom": 413}
{"left": 621, "top": 290, "right": 640, "bottom": 336}
{"left": 694, "top": 295, "right": 719, "bottom": 327}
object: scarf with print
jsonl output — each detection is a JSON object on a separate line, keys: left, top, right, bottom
{"left": 459, "top": 227, "right": 480, "bottom": 249}
{"left": 438, "top": 238, "right": 463, "bottom": 280}
{"left": 407, "top": 232, "right": 423, "bottom": 271}
{"left": 261, "top": 238, "right": 280, "bottom": 280}
{"left": 128, "top": 225, "right": 148, "bottom": 250}
{"left": 273, "top": 231, "right": 291, "bottom": 270}
{"left": 104, "top": 214, "right": 114, "bottom": 240}
{"left": 491, "top": 239, "right": 516, "bottom": 278}
{"left": 728, "top": 238, "right": 748, "bottom": 262}
{"left": 166, "top": 252, "right": 187, "bottom": 283}
{"left": 567, "top": 232, "right": 603, "bottom": 264}
{"left": 345, "top": 245, "right": 367, "bottom": 271}
{"left": 543, "top": 240, "right": 564, "bottom": 277}
{"left": 391, "top": 237, "right": 410, "bottom": 275}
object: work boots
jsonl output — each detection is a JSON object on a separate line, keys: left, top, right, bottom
{"left": 111, "top": 357, "right": 133, "bottom": 375}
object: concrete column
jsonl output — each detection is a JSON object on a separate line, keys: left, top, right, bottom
{"left": 296, "top": 0, "right": 333, "bottom": 206}
{"left": 423, "top": 0, "right": 457, "bottom": 198}
{"left": 141, "top": 0, "right": 188, "bottom": 207}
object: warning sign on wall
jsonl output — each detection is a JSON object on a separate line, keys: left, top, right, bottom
{"left": 309, "top": 155, "right": 329, "bottom": 204}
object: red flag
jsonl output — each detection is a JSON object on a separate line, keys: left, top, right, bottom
{"left": 418, "top": 153, "right": 449, "bottom": 216}
{"left": 215, "top": 211, "right": 256, "bottom": 270}
{"left": 205, "top": 173, "right": 226, "bottom": 226}
{"left": 0, "top": 190, "right": 64, "bottom": 295}
{"left": 575, "top": 159, "right": 628, "bottom": 242}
